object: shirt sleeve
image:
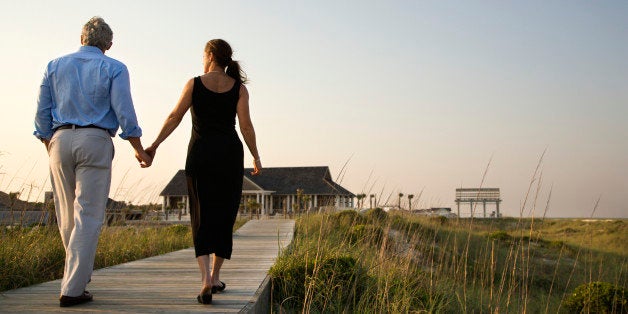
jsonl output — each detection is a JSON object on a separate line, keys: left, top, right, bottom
{"left": 33, "top": 67, "right": 54, "bottom": 140}
{"left": 110, "top": 64, "right": 142, "bottom": 139}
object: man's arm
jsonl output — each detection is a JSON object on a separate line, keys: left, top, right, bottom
{"left": 110, "top": 65, "right": 142, "bottom": 139}
{"left": 109, "top": 64, "right": 151, "bottom": 167}
{"left": 34, "top": 67, "right": 54, "bottom": 148}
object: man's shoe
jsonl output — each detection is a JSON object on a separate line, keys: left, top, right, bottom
{"left": 59, "top": 291, "right": 93, "bottom": 307}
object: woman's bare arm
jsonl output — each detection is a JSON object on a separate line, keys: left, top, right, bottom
{"left": 145, "top": 78, "right": 194, "bottom": 157}
{"left": 236, "top": 85, "right": 262, "bottom": 174}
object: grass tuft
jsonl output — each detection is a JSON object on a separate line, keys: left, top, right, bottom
{"left": 269, "top": 212, "right": 627, "bottom": 312}
{"left": 0, "top": 217, "right": 248, "bottom": 292}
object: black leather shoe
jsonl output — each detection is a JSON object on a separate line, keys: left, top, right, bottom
{"left": 212, "top": 281, "right": 226, "bottom": 294}
{"left": 60, "top": 291, "right": 93, "bottom": 307}
{"left": 197, "top": 293, "right": 212, "bottom": 304}
{"left": 197, "top": 286, "right": 212, "bottom": 304}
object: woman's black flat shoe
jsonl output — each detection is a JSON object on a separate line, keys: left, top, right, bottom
{"left": 197, "top": 293, "right": 212, "bottom": 304}
{"left": 212, "top": 281, "right": 226, "bottom": 294}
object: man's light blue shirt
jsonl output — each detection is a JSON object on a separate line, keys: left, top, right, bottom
{"left": 34, "top": 45, "right": 142, "bottom": 140}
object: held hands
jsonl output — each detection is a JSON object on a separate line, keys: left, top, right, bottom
{"left": 135, "top": 144, "right": 157, "bottom": 168}
{"left": 135, "top": 149, "right": 153, "bottom": 168}
{"left": 128, "top": 137, "right": 153, "bottom": 168}
{"left": 144, "top": 145, "right": 157, "bottom": 161}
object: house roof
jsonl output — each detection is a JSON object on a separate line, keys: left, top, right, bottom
{"left": 160, "top": 167, "right": 354, "bottom": 197}
{"left": 243, "top": 166, "right": 354, "bottom": 196}
{"left": 159, "top": 170, "right": 188, "bottom": 196}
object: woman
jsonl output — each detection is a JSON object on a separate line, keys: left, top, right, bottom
{"left": 146, "top": 39, "right": 261, "bottom": 304}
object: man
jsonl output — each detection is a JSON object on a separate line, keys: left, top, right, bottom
{"left": 33, "top": 16, "right": 152, "bottom": 307}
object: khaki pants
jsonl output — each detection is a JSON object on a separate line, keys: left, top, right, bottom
{"left": 48, "top": 127, "right": 113, "bottom": 297}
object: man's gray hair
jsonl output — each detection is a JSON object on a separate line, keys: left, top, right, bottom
{"left": 81, "top": 16, "right": 113, "bottom": 50}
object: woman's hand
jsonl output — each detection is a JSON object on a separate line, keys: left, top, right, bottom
{"left": 135, "top": 149, "right": 152, "bottom": 168}
{"left": 251, "top": 159, "right": 262, "bottom": 175}
{"left": 145, "top": 145, "right": 157, "bottom": 160}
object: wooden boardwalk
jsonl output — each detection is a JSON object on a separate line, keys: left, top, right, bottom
{"left": 0, "top": 219, "right": 295, "bottom": 313}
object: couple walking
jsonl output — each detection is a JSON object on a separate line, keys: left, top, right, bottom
{"left": 33, "top": 17, "right": 261, "bottom": 307}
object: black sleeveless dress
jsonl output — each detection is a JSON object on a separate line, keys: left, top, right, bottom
{"left": 186, "top": 76, "right": 243, "bottom": 259}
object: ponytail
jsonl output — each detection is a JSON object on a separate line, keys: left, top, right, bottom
{"left": 205, "top": 39, "right": 247, "bottom": 84}
{"left": 226, "top": 60, "right": 247, "bottom": 84}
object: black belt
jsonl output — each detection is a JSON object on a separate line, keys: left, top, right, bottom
{"left": 55, "top": 124, "right": 107, "bottom": 132}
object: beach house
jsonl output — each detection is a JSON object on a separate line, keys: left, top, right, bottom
{"left": 160, "top": 166, "right": 355, "bottom": 216}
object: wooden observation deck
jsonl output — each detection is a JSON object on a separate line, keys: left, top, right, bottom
{"left": 455, "top": 188, "right": 502, "bottom": 218}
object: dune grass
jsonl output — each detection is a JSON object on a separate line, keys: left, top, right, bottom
{"left": 0, "top": 217, "right": 248, "bottom": 292}
{"left": 269, "top": 210, "right": 627, "bottom": 313}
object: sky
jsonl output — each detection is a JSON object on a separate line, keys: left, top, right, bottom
{"left": 0, "top": 1, "right": 626, "bottom": 218}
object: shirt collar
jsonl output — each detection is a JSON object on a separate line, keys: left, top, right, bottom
{"left": 79, "top": 45, "right": 105, "bottom": 54}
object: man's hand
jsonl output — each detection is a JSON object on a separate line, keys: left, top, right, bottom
{"left": 135, "top": 149, "right": 152, "bottom": 168}
{"left": 43, "top": 139, "right": 50, "bottom": 152}
{"left": 128, "top": 137, "right": 152, "bottom": 168}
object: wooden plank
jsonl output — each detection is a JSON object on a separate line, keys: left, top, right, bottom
{"left": 0, "top": 218, "right": 294, "bottom": 313}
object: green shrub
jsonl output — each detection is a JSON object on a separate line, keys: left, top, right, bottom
{"left": 1, "top": 224, "right": 194, "bottom": 292}
{"left": 330, "top": 210, "right": 365, "bottom": 230}
{"left": 563, "top": 281, "right": 627, "bottom": 313}
{"left": 489, "top": 230, "right": 511, "bottom": 242}
{"left": 349, "top": 224, "right": 384, "bottom": 246}
{"left": 167, "top": 224, "right": 189, "bottom": 235}
{"left": 269, "top": 256, "right": 315, "bottom": 310}
{"left": 378, "top": 271, "right": 435, "bottom": 311}
{"left": 313, "top": 256, "right": 367, "bottom": 312}
{"left": 560, "top": 227, "right": 579, "bottom": 234}
{"left": 365, "top": 208, "right": 388, "bottom": 224}
{"left": 429, "top": 215, "right": 448, "bottom": 225}
{"left": 270, "top": 255, "right": 367, "bottom": 312}
{"left": 389, "top": 214, "right": 408, "bottom": 229}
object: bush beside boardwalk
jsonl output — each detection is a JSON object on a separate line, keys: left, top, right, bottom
{"left": 269, "top": 209, "right": 628, "bottom": 313}
{"left": 0, "top": 218, "right": 248, "bottom": 292}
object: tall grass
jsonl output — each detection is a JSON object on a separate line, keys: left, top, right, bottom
{"left": 269, "top": 210, "right": 628, "bottom": 313}
{"left": 0, "top": 224, "right": 190, "bottom": 292}
{"left": 0, "top": 217, "right": 248, "bottom": 292}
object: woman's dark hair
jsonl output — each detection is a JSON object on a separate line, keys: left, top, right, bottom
{"left": 205, "top": 39, "right": 247, "bottom": 84}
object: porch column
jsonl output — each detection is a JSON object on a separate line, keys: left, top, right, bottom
{"left": 261, "top": 194, "right": 266, "bottom": 215}
{"left": 185, "top": 196, "right": 189, "bottom": 215}
{"left": 162, "top": 196, "right": 166, "bottom": 212}
{"left": 470, "top": 201, "right": 474, "bottom": 218}
{"left": 335, "top": 195, "right": 340, "bottom": 207}
{"left": 314, "top": 195, "right": 318, "bottom": 207}
{"left": 287, "top": 195, "right": 292, "bottom": 213}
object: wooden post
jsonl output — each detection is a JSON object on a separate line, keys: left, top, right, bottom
{"left": 470, "top": 201, "right": 474, "bottom": 218}
{"left": 185, "top": 196, "right": 189, "bottom": 215}
{"left": 456, "top": 201, "right": 460, "bottom": 218}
